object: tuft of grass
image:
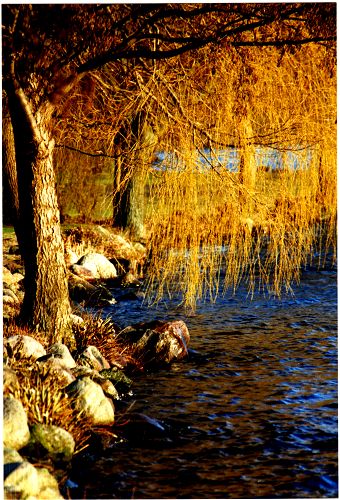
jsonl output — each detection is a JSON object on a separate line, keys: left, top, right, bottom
{"left": 73, "top": 313, "right": 144, "bottom": 371}
{"left": 8, "top": 362, "right": 91, "bottom": 453}
{"left": 73, "top": 313, "right": 119, "bottom": 354}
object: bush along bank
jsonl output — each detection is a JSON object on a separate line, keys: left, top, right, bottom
{"left": 3, "top": 226, "right": 190, "bottom": 499}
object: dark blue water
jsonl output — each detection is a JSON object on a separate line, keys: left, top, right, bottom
{"left": 77, "top": 263, "right": 337, "bottom": 499}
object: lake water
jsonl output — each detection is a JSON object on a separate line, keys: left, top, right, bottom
{"left": 72, "top": 259, "right": 337, "bottom": 499}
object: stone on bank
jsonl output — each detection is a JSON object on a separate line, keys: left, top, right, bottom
{"left": 4, "top": 447, "right": 63, "bottom": 500}
{"left": 67, "top": 376, "right": 115, "bottom": 425}
{"left": 3, "top": 398, "right": 30, "bottom": 450}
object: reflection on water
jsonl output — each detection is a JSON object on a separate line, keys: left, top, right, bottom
{"left": 75, "top": 264, "right": 337, "bottom": 499}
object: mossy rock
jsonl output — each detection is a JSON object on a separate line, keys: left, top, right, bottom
{"left": 100, "top": 367, "right": 133, "bottom": 394}
{"left": 30, "top": 423, "right": 75, "bottom": 462}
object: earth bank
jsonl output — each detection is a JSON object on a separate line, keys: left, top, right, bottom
{"left": 3, "top": 225, "right": 190, "bottom": 499}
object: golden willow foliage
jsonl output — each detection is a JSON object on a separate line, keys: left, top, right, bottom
{"left": 53, "top": 39, "right": 336, "bottom": 308}
{"left": 143, "top": 44, "right": 336, "bottom": 307}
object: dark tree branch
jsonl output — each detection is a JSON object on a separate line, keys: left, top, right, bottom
{"left": 55, "top": 143, "right": 116, "bottom": 158}
{"left": 233, "top": 36, "right": 336, "bottom": 47}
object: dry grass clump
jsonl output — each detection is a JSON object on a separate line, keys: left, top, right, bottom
{"left": 72, "top": 313, "right": 119, "bottom": 354}
{"left": 7, "top": 362, "right": 91, "bottom": 453}
{"left": 72, "top": 313, "right": 143, "bottom": 370}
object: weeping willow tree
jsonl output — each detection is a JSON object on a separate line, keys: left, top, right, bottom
{"left": 53, "top": 30, "right": 336, "bottom": 309}
{"left": 46, "top": 4, "right": 335, "bottom": 313}
{"left": 143, "top": 42, "right": 336, "bottom": 307}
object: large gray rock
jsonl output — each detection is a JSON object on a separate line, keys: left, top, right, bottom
{"left": 3, "top": 286, "right": 19, "bottom": 303}
{"left": 70, "top": 263, "right": 96, "bottom": 280}
{"left": 4, "top": 335, "right": 46, "bottom": 360}
{"left": 30, "top": 424, "right": 75, "bottom": 462}
{"left": 3, "top": 398, "right": 30, "bottom": 450}
{"left": 77, "top": 345, "right": 110, "bottom": 371}
{"left": 36, "top": 356, "right": 76, "bottom": 388}
{"left": 120, "top": 320, "right": 190, "bottom": 367}
{"left": 3, "top": 266, "right": 23, "bottom": 287}
{"left": 47, "top": 343, "right": 77, "bottom": 368}
{"left": 4, "top": 460, "right": 40, "bottom": 498}
{"left": 70, "top": 366, "right": 120, "bottom": 399}
{"left": 4, "top": 459, "right": 63, "bottom": 499}
{"left": 100, "top": 367, "right": 133, "bottom": 396}
{"left": 4, "top": 447, "right": 23, "bottom": 464}
{"left": 68, "top": 273, "right": 116, "bottom": 306}
{"left": 70, "top": 313, "right": 85, "bottom": 327}
{"left": 35, "top": 467, "right": 64, "bottom": 499}
{"left": 67, "top": 377, "right": 115, "bottom": 425}
{"left": 77, "top": 252, "right": 118, "bottom": 280}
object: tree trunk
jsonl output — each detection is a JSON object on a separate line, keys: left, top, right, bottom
{"left": 2, "top": 109, "right": 19, "bottom": 225}
{"left": 112, "top": 155, "right": 146, "bottom": 240}
{"left": 6, "top": 85, "right": 73, "bottom": 345}
{"left": 112, "top": 113, "right": 156, "bottom": 240}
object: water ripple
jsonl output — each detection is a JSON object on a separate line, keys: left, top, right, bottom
{"left": 75, "top": 266, "right": 337, "bottom": 499}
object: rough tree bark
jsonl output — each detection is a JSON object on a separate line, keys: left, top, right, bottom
{"left": 2, "top": 109, "right": 19, "bottom": 225}
{"left": 6, "top": 81, "right": 73, "bottom": 344}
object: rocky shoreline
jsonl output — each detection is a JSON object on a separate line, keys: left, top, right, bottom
{"left": 3, "top": 225, "right": 190, "bottom": 499}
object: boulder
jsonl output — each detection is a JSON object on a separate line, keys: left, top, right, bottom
{"left": 4, "top": 335, "right": 46, "bottom": 360}
{"left": 4, "top": 460, "right": 40, "bottom": 498}
{"left": 3, "top": 266, "right": 18, "bottom": 286}
{"left": 68, "top": 273, "right": 116, "bottom": 306}
{"left": 30, "top": 424, "right": 75, "bottom": 462}
{"left": 3, "top": 294, "right": 17, "bottom": 305}
{"left": 70, "top": 313, "right": 85, "bottom": 327}
{"left": 67, "top": 377, "right": 115, "bottom": 425}
{"left": 70, "top": 263, "right": 96, "bottom": 280}
{"left": 37, "top": 357, "right": 76, "bottom": 387}
{"left": 3, "top": 398, "right": 30, "bottom": 450}
{"left": 120, "top": 320, "right": 190, "bottom": 367}
{"left": 121, "top": 271, "right": 142, "bottom": 286}
{"left": 4, "top": 448, "right": 63, "bottom": 499}
{"left": 77, "top": 252, "right": 117, "bottom": 280}
{"left": 77, "top": 345, "right": 110, "bottom": 371}
{"left": 4, "top": 447, "right": 23, "bottom": 465}
{"left": 70, "top": 366, "right": 120, "bottom": 400}
{"left": 47, "top": 343, "right": 77, "bottom": 369}
{"left": 35, "top": 467, "right": 64, "bottom": 499}
{"left": 100, "top": 367, "right": 133, "bottom": 395}
{"left": 3, "top": 287, "right": 19, "bottom": 302}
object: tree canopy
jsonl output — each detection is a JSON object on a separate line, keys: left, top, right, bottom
{"left": 2, "top": 3, "right": 337, "bottom": 339}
